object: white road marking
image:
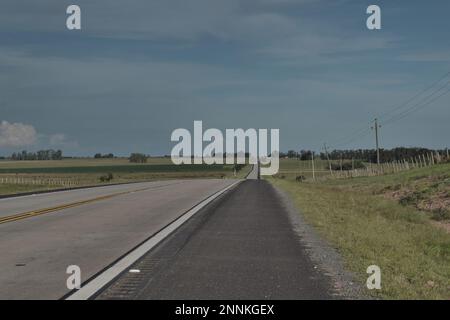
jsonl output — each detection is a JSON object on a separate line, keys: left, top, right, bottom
{"left": 65, "top": 180, "right": 241, "bottom": 300}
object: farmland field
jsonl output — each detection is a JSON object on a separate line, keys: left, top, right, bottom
{"left": 0, "top": 163, "right": 238, "bottom": 174}
{"left": 0, "top": 157, "right": 172, "bottom": 169}
{"left": 0, "top": 158, "right": 251, "bottom": 196}
{"left": 276, "top": 158, "right": 330, "bottom": 180}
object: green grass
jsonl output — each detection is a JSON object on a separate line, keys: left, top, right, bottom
{"left": 0, "top": 157, "right": 172, "bottom": 169}
{"left": 0, "top": 183, "right": 57, "bottom": 195}
{"left": 0, "top": 158, "right": 251, "bottom": 196}
{"left": 322, "top": 162, "right": 449, "bottom": 188}
{"left": 275, "top": 158, "right": 354, "bottom": 180}
{"left": 269, "top": 162, "right": 450, "bottom": 299}
{"left": 0, "top": 164, "right": 235, "bottom": 174}
{"left": 320, "top": 163, "right": 450, "bottom": 220}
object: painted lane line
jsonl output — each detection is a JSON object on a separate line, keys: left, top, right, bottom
{"left": 65, "top": 180, "right": 241, "bottom": 300}
{"left": 0, "top": 180, "right": 184, "bottom": 202}
{"left": 0, "top": 182, "right": 183, "bottom": 225}
{"left": 129, "top": 269, "right": 140, "bottom": 273}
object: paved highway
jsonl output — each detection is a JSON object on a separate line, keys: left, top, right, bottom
{"left": 98, "top": 180, "right": 332, "bottom": 300}
{"left": 0, "top": 179, "right": 236, "bottom": 299}
{"left": 0, "top": 181, "right": 181, "bottom": 218}
{"left": 246, "top": 163, "right": 259, "bottom": 180}
{"left": 0, "top": 167, "right": 333, "bottom": 300}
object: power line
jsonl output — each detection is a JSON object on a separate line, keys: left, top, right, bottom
{"left": 382, "top": 77, "right": 450, "bottom": 124}
{"left": 377, "top": 70, "right": 450, "bottom": 121}
{"left": 322, "top": 70, "right": 450, "bottom": 150}
{"left": 326, "top": 124, "right": 371, "bottom": 149}
{"left": 383, "top": 85, "right": 450, "bottom": 126}
{"left": 327, "top": 128, "right": 371, "bottom": 149}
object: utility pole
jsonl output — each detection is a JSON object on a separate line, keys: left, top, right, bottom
{"left": 371, "top": 118, "right": 381, "bottom": 165}
{"left": 323, "top": 143, "right": 333, "bottom": 176}
{"left": 311, "top": 151, "right": 316, "bottom": 182}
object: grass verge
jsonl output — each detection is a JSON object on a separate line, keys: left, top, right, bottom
{"left": 269, "top": 164, "right": 450, "bottom": 299}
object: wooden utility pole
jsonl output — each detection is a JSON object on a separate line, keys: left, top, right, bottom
{"left": 371, "top": 118, "right": 381, "bottom": 165}
{"left": 311, "top": 152, "right": 316, "bottom": 182}
{"left": 323, "top": 143, "right": 333, "bottom": 176}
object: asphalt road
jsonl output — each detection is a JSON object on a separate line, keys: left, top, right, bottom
{"left": 0, "top": 181, "right": 181, "bottom": 218}
{"left": 0, "top": 179, "right": 236, "bottom": 299}
{"left": 98, "top": 180, "right": 332, "bottom": 300}
{"left": 246, "top": 163, "right": 259, "bottom": 180}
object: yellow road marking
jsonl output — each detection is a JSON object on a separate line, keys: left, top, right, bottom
{"left": 0, "top": 184, "right": 177, "bottom": 225}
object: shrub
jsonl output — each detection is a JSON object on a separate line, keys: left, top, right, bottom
{"left": 431, "top": 208, "right": 450, "bottom": 221}
{"left": 99, "top": 173, "right": 114, "bottom": 182}
{"left": 331, "top": 160, "right": 365, "bottom": 171}
{"left": 129, "top": 153, "right": 147, "bottom": 163}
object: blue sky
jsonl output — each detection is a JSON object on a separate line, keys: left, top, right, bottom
{"left": 1, "top": 0, "right": 449, "bottom": 156}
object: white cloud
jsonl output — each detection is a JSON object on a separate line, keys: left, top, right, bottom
{"left": 49, "top": 133, "right": 67, "bottom": 146}
{"left": 48, "top": 133, "right": 78, "bottom": 149}
{"left": 0, "top": 120, "right": 37, "bottom": 147}
{"left": 0, "top": 120, "right": 77, "bottom": 150}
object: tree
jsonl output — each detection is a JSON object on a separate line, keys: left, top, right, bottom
{"left": 53, "top": 150, "right": 63, "bottom": 160}
{"left": 9, "top": 149, "right": 63, "bottom": 161}
{"left": 94, "top": 153, "right": 114, "bottom": 159}
{"left": 299, "top": 150, "right": 313, "bottom": 160}
{"left": 287, "top": 150, "right": 297, "bottom": 158}
{"left": 129, "top": 153, "right": 147, "bottom": 163}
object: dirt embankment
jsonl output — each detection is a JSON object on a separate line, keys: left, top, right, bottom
{"left": 382, "top": 174, "right": 450, "bottom": 231}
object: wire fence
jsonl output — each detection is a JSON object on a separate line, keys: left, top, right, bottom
{"left": 0, "top": 177, "right": 81, "bottom": 187}
{"left": 320, "top": 151, "right": 448, "bottom": 181}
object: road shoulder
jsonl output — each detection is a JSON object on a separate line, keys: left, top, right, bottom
{"left": 271, "top": 183, "right": 368, "bottom": 299}
{"left": 96, "top": 180, "right": 335, "bottom": 300}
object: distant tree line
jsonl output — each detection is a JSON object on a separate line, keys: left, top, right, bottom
{"left": 321, "top": 147, "right": 448, "bottom": 163}
{"left": 330, "top": 160, "right": 366, "bottom": 171}
{"left": 94, "top": 153, "right": 114, "bottom": 159}
{"left": 10, "top": 149, "right": 63, "bottom": 161}
{"left": 281, "top": 150, "right": 314, "bottom": 160}
{"left": 281, "top": 147, "right": 448, "bottom": 163}
{"left": 129, "top": 153, "right": 148, "bottom": 163}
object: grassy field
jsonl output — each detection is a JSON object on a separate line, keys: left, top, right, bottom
{"left": 276, "top": 158, "right": 329, "bottom": 180}
{"left": 0, "top": 183, "right": 56, "bottom": 196}
{"left": 0, "top": 157, "right": 172, "bottom": 169}
{"left": 0, "top": 157, "right": 173, "bottom": 169}
{"left": 0, "top": 158, "right": 251, "bottom": 196}
{"left": 0, "top": 164, "right": 241, "bottom": 174}
{"left": 269, "top": 160, "right": 450, "bottom": 299}
{"left": 275, "top": 157, "right": 359, "bottom": 180}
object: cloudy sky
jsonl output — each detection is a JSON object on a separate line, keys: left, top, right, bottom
{"left": 1, "top": 0, "right": 449, "bottom": 156}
